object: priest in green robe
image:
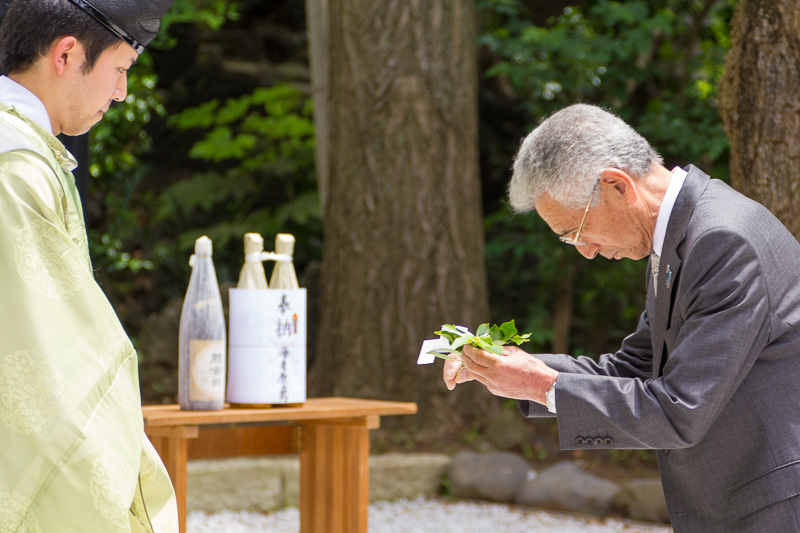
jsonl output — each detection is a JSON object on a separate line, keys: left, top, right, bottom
{"left": 0, "top": 1, "right": 177, "bottom": 531}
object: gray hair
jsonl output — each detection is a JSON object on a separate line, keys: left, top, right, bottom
{"left": 508, "top": 104, "right": 663, "bottom": 212}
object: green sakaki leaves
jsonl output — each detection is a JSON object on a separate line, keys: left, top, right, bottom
{"left": 428, "top": 319, "right": 531, "bottom": 361}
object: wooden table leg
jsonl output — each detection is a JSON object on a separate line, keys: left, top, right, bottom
{"left": 299, "top": 416, "right": 380, "bottom": 533}
{"left": 146, "top": 426, "right": 199, "bottom": 533}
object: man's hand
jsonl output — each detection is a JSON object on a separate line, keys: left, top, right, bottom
{"left": 445, "top": 344, "right": 558, "bottom": 405}
{"left": 443, "top": 352, "right": 476, "bottom": 390}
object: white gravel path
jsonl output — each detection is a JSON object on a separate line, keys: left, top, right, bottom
{"left": 188, "top": 497, "right": 673, "bottom": 533}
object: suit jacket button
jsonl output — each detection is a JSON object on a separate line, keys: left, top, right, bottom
{"left": 593, "top": 437, "right": 604, "bottom": 446}
{"left": 575, "top": 437, "right": 585, "bottom": 446}
{"left": 603, "top": 437, "right": 614, "bottom": 447}
{"left": 659, "top": 449, "right": 670, "bottom": 456}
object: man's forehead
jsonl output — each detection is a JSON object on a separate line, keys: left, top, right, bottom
{"left": 102, "top": 41, "right": 139, "bottom": 63}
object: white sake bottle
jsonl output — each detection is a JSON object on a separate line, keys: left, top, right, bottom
{"left": 178, "top": 236, "right": 227, "bottom": 410}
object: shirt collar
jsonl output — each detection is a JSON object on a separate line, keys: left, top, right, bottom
{"left": 0, "top": 76, "right": 53, "bottom": 133}
{"left": 652, "top": 166, "right": 687, "bottom": 257}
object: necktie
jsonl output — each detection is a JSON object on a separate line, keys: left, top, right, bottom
{"left": 651, "top": 252, "right": 660, "bottom": 297}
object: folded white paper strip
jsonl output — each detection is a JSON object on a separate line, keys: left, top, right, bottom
{"left": 417, "top": 337, "right": 450, "bottom": 365}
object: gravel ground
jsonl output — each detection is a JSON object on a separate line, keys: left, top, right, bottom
{"left": 188, "top": 497, "right": 674, "bottom": 533}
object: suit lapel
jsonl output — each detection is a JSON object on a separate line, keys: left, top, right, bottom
{"left": 650, "top": 166, "right": 710, "bottom": 378}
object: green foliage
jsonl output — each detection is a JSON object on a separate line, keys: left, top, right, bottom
{"left": 432, "top": 320, "right": 531, "bottom": 358}
{"left": 87, "top": 52, "right": 164, "bottom": 275}
{"left": 151, "top": 0, "right": 240, "bottom": 44}
{"left": 439, "top": 471, "right": 453, "bottom": 496}
{"left": 478, "top": 0, "right": 734, "bottom": 356}
{"left": 479, "top": 0, "right": 733, "bottom": 175}
{"left": 160, "top": 84, "right": 318, "bottom": 256}
{"left": 87, "top": 0, "right": 243, "bottom": 281}
{"left": 87, "top": 0, "right": 321, "bottom": 309}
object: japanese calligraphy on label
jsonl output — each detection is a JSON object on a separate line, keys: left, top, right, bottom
{"left": 227, "top": 288, "right": 307, "bottom": 404}
{"left": 189, "top": 339, "right": 226, "bottom": 402}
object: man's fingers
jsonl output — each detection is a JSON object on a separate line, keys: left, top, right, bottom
{"left": 443, "top": 358, "right": 465, "bottom": 389}
{"left": 461, "top": 344, "right": 495, "bottom": 371}
{"left": 454, "top": 364, "right": 476, "bottom": 384}
{"left": 443, "top": 358, "right": 460, "bottom": 379}
{"left": 443, "top": 356, "right": 478, "bottom": 390}
{"left": 443, "top": 344, "right": 506, "bottom": 391}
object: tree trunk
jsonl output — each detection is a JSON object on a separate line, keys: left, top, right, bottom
{"left": 310, "top": 0, "right": 494, "bottom": 441}
{"left": 304, "top": 0, "right": 330, "bottom": 213}
{"left": 719, "top": 0, "right": 800, "bottom": 237}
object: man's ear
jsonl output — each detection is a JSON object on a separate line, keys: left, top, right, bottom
{"left": 51, "top": 36, "right": 80, "bottom": 75}
{"left": 600, "top": 167, "right": 638, "bottom": 205}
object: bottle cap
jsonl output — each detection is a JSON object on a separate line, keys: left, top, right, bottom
{"left": 243, "top": 233, "right": 264, "bottom": 256}
{"left": 195, "top": 235, "right": 213, "bottom": 256}
{"left": 274, "top": 233, "right": 295, "bottom": 256}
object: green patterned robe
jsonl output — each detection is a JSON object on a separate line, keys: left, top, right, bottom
{"left": 0, "top": 105, "right": 177, "bottom": 532}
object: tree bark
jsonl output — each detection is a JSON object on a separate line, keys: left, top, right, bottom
{"left": 304, "top": 0, "right": 330, "bottom": 213}
{"left": 311, "top": 0, "right": 494, "bottom": 441}
{"left": 719, "top": 0, "right": 800, "bottom": 236}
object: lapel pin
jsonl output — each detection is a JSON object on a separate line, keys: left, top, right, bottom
{"left": 665, "top": 265, "right": 672, "bottom": 289}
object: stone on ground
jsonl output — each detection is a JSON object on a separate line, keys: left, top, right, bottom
{"left": 515, "top": 461, "right": 620, "bottom": 516}
{"left": 613, "top": 478, "right": 670, "bottom": 524}
{"left": 448, "top": 450, "right": 531, "bottom": 503}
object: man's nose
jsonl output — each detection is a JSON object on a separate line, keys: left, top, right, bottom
{"left": 576, "top": 243, "right": 599, "bottom": 259}
{"left": 113, "top": 73, "right": 128, "bottom": 102}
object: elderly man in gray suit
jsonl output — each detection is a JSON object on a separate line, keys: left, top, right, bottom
{"left": 444, "top": 104, "right": 800, "bottom": 532}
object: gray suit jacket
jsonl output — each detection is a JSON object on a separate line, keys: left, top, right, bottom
{"left": 520, "top": 166, "right": 800, "bottom": 532}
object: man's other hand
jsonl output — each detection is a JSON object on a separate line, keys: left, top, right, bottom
{"left": 456, "top": 344, "right": 558, "bottom": 404}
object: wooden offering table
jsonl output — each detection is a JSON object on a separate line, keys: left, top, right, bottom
{"left": 143, "top": 397, "right": 417, "bottom": 533}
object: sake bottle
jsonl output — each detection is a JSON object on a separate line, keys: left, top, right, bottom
{"left": 269, "top": 233, "right": 299, "bottom": 289}
{"left": 178, "top": 236, "right": 227, "bottom": 410}
{"left": 237, "top": 233, "right": 269, "bottom": 289}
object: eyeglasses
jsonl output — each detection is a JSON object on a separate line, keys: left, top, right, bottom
{"left": 558, "top": 179, "right": 600, "bottom": 246}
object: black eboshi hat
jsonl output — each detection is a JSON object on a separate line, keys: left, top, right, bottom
{"left": 65, "top": 0, "right": 173, "bottom": 54}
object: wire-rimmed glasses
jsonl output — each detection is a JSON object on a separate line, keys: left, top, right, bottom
{"left": 558, "top": 179, "right": 600, "bottom": 246}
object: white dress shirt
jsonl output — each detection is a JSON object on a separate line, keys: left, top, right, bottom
{"left": 652, "top": 166, "right": 688, "bottom": 257}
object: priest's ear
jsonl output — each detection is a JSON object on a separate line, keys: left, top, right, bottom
{"left": 50, "top": 36, "right": 83, "bottom": 76}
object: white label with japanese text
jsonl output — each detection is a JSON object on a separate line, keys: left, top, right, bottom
{"left": 227, "top": 288, "right": 307, "bottom": 404}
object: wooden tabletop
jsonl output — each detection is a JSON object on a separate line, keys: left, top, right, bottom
{"left": 142, "top": 397, "right": 418, "bottom": 427}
